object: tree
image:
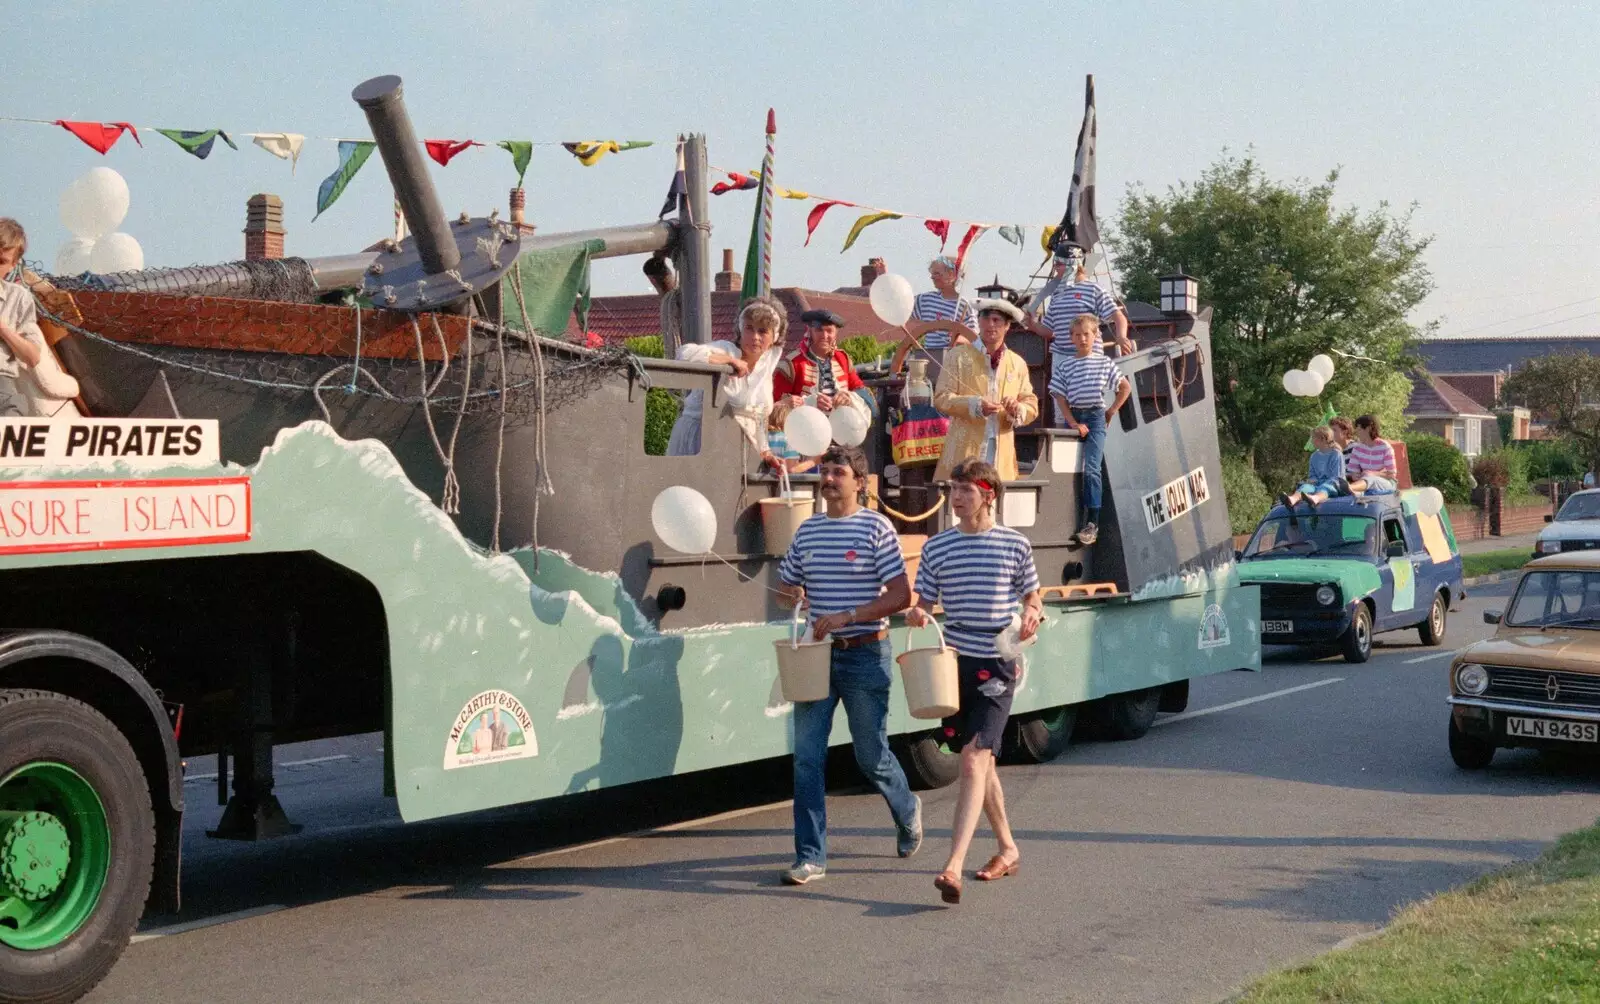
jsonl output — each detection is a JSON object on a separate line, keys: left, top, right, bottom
{"left": 1114, "top": 154, "right": 1434, "bottom": 460}
{"left": 1501, "top": 353, "right": 1600, "bottom": 473}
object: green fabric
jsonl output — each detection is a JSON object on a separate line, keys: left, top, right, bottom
{"left": 498, "top": 141, "right": 533, "bottom": 186}
{"left": 1237, "top": 558, "right": 1383, "bottom": 599}
{"left": 155, "top": 128, "right": 237, "bottom": 160}
{"left": 1306, "top": 400, "right": 1337, "bottom": 450}
{"left": 314, "top": 140, "right": 376, "bottom": 220}
{"left": 740, "top": 164, "right": 770, "bottom": 302}
{"left": 508, "top": 239, "right": 606, "bottom": 335}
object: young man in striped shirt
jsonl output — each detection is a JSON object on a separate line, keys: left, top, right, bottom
{"left": 1047, "top": 314, "right": 1132, "bottom": 546}
{"left": 1022, "top": 261, "right": 1133, "bottom": 358}
{"left": 907, "top": 458, "right": 1042, "bottom": 904}
{"left": 1345, "top": 414, "right": 1399, "bottom": 496}
{"left": 776, "top": 445, "right": 921, "bottom": 885}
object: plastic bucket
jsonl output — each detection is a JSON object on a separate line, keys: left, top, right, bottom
{"left": 759, "top": 494, "right": 814, "bottom": 557}
{"left": 774, "top": 607, "right": 832, "bottom": 703}
{"left": 896, "top": 620, "right": 960, "bottom": 719}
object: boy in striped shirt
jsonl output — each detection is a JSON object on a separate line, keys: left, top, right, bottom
{"left": 1345, "top": 414, "right": 1398, "bottom": 496}
{"left": 907, "top": 458, "right": 1042, "bottom": 903}
{"left": 1047, "top": 314, "right": 1132, "bottom": 546}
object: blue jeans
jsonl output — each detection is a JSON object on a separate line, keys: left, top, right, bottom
{"left": 1071, "top": 406, "right": 1107, "bottom": 513}
{"left": 791, "top": 639, "right": 917, "bottom": 866}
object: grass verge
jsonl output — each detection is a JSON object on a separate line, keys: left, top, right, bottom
{"left": 1234, "top": 818, "right": 1600, "bottom": 1003}
{"left": 1462, "top": 547, "right": 1534, "bottom": 580}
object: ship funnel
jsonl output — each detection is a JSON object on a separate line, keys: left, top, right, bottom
{"left": 352, "top": 75, "right": 459, "bottom": 279}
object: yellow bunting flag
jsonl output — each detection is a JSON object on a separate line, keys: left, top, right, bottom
{"left": 841, "top": 211, "right": 902, "bottom": 252}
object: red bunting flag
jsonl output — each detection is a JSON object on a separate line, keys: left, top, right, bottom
{"left": 953, "top": 224, "right": 988, "bottom": 278}
{"left": 424, "top": 139, "right": 481, "bottom": 166}
{"left": 803, "top": 200, "right": 853, "bottom": 246}
{"left": 710, "top": 171, "right": 760, "bottom": 196}
{"left": 924, "top": 219, "right": 951, "bottom": 251}
{"left": 54, "top": 120, "right": 142, "bottom": 155}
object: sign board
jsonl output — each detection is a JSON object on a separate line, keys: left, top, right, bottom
{"left": 0, "top": 477, "right": 251, "bottom": 556}
{"left": 1141, "top": 466, "right": 1212, "bottom": 533}
{"left": 0, "top": 419, "right": 219, "bottom": 469}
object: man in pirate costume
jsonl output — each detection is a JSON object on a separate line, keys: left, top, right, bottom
{"left": 773, "top": 309, "right": 871, "bottom": 424}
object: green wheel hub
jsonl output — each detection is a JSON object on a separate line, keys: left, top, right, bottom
{"left": 0, "top": 763, "right": 109, "bottom": 950}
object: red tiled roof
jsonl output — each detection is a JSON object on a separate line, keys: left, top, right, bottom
{"left": 1405, "top": 373, "right": 1493, "bottom": 418}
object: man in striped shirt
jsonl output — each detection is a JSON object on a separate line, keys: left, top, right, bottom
{"left": 907, "top": 458, "right": 1042, "bottom": 903}
{"left": 1022, "top": 261, "right": 1133, "bottom": 359}
{"left": 890, "top": 256, "right": 978, "bottom": 375}
{"left": 1346, "top": 413, "right": 1398, "bottom": 495}
{"left": 776, "top": 445, "right": 921, "bottom": 885}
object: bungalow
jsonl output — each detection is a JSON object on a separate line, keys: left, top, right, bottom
{"left": 1405, "top": 373, "right": 1498, "bottom": 457}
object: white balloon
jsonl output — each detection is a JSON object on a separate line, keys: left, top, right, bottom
{"left": 1301, "top": 369, "right": 1326, "bottom": 397}
{"left": 89, "top": 233, "right": 144, "bottom": 274}
{"left": 53, "top": 238, "right": 97, "bottom": 275}
{"left": 828, "top": 404, "right": 870, "bottom": 447}
{"left": 1282, "top": 370, "right": 1299, "bottom": 395}
{"left": 1308, "top": 353, "right": 1336, "bottom": 382}
{"left": 868, "top": 273, "right": 916, "bottom": 326}
{"left": 59, "top": 167, "right": 130, "bottom": 240}
{"left": 784, "top": 405, "right": 833, "bottom": 457}
{"left": 650, "top": 485, "right": 717, "bottom": 554}
{"left": 1417, "top": 486, "right": 1445, "bottom": 517}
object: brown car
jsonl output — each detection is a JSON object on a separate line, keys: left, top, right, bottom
{"left": 1449, "top": 551, "right": 1600, "bottom": 768}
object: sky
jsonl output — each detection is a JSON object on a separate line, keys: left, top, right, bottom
{"left": 3, "top": 1, "right": 1596, "bottom": 341}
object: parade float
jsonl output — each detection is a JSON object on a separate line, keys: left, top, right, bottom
{"left": 0, "top": 76, "right": 1259, "bottom": 1002}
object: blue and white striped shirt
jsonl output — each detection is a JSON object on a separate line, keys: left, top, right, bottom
{"left": 914, "top": 525, "right": 1041, "bottom": 657}
{"left": 1048, "top": 350, "right": 1123, "bottom": 407}
{"left": 778, "top": 509, "right": 907, "bottom": 637}
{"left": 913, "top": 291, "right": 979, "bottom": 351}
{"left": 1043, "top": 280, "right": 1119, "bottom": 355}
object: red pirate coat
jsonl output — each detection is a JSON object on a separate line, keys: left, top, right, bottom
{"left": 772, "top": 348, "right": 864, "bottom": 402}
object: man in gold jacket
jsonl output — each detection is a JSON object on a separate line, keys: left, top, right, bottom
{"left": 933, "top": 299, "right": 1039, "bottom": 482}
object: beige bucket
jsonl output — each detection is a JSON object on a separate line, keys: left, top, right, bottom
{"left": 759, "top": 493, "right": 814, "bottom": 557}
{"left": 896, "top": 620, "right": 960, "bottom": 719}
{"left": 774, "top": 607, "right": 832, "bottom": 703}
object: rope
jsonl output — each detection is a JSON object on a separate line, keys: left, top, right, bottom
{"left": 345, "top": 300, "right": 364, "bottom": 393}
{"left": 870, "top": 493, "right": 945, "bottom": 523}
{"left": 410, "top": 317, "right": 461, "bottom": 514}
{"left": 507, "top": 266, "right": 554, "bottom": 570}
{"left": 436, "top": 313, "right": 472, "bottom": 515}
{"left": 491, "top": 293, "right": 509, "bottom": 553}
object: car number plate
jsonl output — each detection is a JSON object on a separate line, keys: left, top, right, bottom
{"left": 1262, "top": 620, "right": 1293, "bottom": 634}
{"left": 1505, "top": 716, "right": 1599, "bottom": 743}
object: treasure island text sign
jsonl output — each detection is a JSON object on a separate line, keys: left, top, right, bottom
{"left": 0, "top": 419, "right": 220, "bottom": 469}
{"left": 0, "top": 477, "right": 251, "bottom": 555}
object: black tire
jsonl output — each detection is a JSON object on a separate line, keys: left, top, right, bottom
{"left": 1448, "top": 717, "right": 1495, "bottom": 770}
{"left": 1001, "top": 705, "right": 1077, "bottom": 764}
{"left": 1102, "top": 687, "right": 1161, "bottom": 741}
{"left": 1341, "top": 604, "right": 1373, "bottom": 663}
{"left": 1419, "top": 592, "right": 1448, "bottom": 647}
{"left": 893, "top": 732, "right": 960, "bottom": 790}
{"left": 0, "top": 689, "right": 155, "bottom": 1004}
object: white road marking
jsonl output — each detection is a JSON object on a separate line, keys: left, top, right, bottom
{"left": 1402, "top": 651, "right": 1454, "bottom": 664}
{"left": 130, "top": 905, "right": 286, "bottom": 944}
{"left": 183, "top": 754, "right": 351, "bottom": 785}
{"left": 1153, "top": 677, "right": 1345, "bottom": 727}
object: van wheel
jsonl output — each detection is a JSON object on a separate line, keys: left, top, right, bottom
{"left": 1001, "top": 705, "right": 1076, "bottom": 764}
{"left": 1448, "top": 718, "right": 1495, "bottom": 770}
{"left": 1419, "top": 592, "right": 1448, "bottom": 646}
{"left": 893, "top": 732, "right": 960, "bottom": 790}
{"left": 1341, "top": 604, "right": 1373, "bottom": 663}
{"left": 1102, "top": 687, "right": 1161, "bottom": 741}
{"left": 0, "top": 689, "right": 155, "bottom": 1004}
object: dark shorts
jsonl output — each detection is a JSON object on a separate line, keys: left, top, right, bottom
{"left": 939, "top": 654, "right": 1018, "bottom": 753}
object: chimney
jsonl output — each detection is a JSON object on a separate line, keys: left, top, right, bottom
{"left": 509, "top": 187, "right": 534, "bottom": 233}
{"left": 714, "top": 247, "right": 742, "bottom": 292}
{"left": 244, "top": 193, "right": 285, "bottom": 261}
{"left": 860, "top": 257, "right": 886, "bottom": 287}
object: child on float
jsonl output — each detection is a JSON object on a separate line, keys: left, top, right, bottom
{"left": 760, "top": 399, "right": 817, "bottom": 476}
{"left": 1278, "top": 425, "right": 1344, "bottom": 510}
{"left": 1046, "top": 313, "right": 1131, "bottom": 545}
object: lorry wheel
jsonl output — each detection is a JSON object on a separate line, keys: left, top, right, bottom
{"left": 1419, "top": 592, "right": 1448, "bottom": 647}
{"left": 0, "top": 689, "right": 155, "bottom": 1004}
{"left": 1448, "top": 718, "right": 1495, "bottom": 770}
{"left": 1102, "top": 687, "right": 1161, "bottom": 741}
{"left": 1341, "top": 604, "right": 1373, "bottom": 663}
{"left": 1001, "top": 705, "right": 1076, "bottom": 764}
{"left": 893, "top": 732, "right": 960, "bottom": 790}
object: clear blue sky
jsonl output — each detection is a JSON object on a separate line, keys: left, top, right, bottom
{"left": 4, "top": 1, "right": 1595, "bottom": 339}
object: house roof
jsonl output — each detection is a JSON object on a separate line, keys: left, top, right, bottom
{"left": 1416, "top": 336, "right": 1600, "bottom": 375}
{"left": 570, "top": 286, "right": 891, "bottom": 350}
{"left": 1405, "top": 373, "right": 1494, "bottom": 419}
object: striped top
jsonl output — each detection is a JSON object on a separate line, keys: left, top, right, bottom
{"left": 914, "top": 525, "right": 1041, "bottom": 657}
{"left": 766, "top": 428, "right": 800, "bottom": 461}
{"left": 913, "top": 291, "right": 979, "bottom": 351}
{"left": 1048, "top": 350, "right": 1123, "bottom": 406}
{"left": 1042, "top": 280, "right": 1119, "bottom": 355}
{"left": 1348, "top": 438, "right": 1397, "bottom": 478}
{"left": 778, "top": 508, "right": 907, "bottom": 637}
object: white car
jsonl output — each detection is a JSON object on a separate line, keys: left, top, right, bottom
{"left": 1535, "top": 488, "right": 1600, "bottom": 556}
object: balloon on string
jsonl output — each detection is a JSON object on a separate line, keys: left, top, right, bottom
{"left": 1282, "top": 370, "right": 1304, "bottom": 396}
{"left": 828, "top": 404, "right": 870, "bottom": 447}
{"left": 1301, "top": 369, "right": 1326, "bottom": 397}
{"left": 53, "top": 238, "right": 97, "bottom": 276}
{"left": 59, "top": 167, "right": 130, "bottom": 240}
{"left": 868, "top": 273, "right": 915, "bottom": 326}
{"left": 89, "top": 233, "right": 144, "bottom": 274}
{"left": 1308, "top": 354, "right": 1336, "bottom": 383}
{"left": 1416, "top": 487, "right": 1445, "bottom": 517}
{"left": 650, "top": 485, "right": 717, "bottom": 554}
{"left": 784, "top": 405, "right": 832, "bottom": 456}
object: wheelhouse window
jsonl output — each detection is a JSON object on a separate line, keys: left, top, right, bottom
{"left": 1244, "top": 514, "right": 1376, "bottom": 558}
{"left": 1173, "top": 350, "right": 1206, "bottom": 408}
{"left": 1506, "top": 570, "right": 1600, "bottom": 628}
{"left": 1135, "top": 361, "right": 1173, "bottom": 424}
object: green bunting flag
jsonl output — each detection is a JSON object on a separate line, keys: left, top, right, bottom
{"left": 155, "top": 128, "right": 238, "bottom": 160}
{"left": 314, "top": 140, "right": 376, "bottom": 220}
{"left": 498, "top": 141, "right": 533, "bottom": 186}
{"left": 1307, "top": 399, "right": 1338, "bottom": 450}
{"left": 841, "top": 211, "right": 901, "bottom": 253}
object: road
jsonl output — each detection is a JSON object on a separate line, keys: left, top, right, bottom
{"left": 90, "top": 580, "right": 1600, "bottom": 1004}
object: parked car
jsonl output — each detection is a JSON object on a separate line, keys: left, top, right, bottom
{"left": 1236, "top": 492, "right": 1466, "bottom": 663}
{"left": 1534, "top": 488, "right": 1600, "bottom": 556}
{"left": 1448, "top": 551, "right": 1600, "bottom": 768}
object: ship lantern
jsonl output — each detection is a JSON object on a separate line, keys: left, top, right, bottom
{"left": 1159, "top": 272, "right": 1198, "bottom": 315}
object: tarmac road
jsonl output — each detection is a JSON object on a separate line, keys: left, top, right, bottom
{"left": 89, "top": 579, "right": 1600, "bottom": 1004}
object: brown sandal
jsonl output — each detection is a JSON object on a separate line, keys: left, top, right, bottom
{"left": 934, "top": 870, "right": 962, "bottom": 904}
{"left": 975, "top": 854, "right": 1020, "bottom": 881}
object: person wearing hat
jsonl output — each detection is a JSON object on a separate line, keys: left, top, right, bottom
{"left": 773, "top": 309, "right": 871, "bottom": 424}
{"left": 1021, "top": 242, "right": 1132, "bottom": 359}
{"left": 931, "top": 298, "right": 1038, "bottom": 482}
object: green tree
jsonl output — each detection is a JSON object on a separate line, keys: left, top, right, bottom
{"left": 1403, "top": 433, "right": 1473, "bottom": 504}
{"left": 1114, "top": 153, "right": 1434, "bottom": 460}
{"left": 624, "top": 335, "right": 680, "bottom": 456}
{"left": 1501, "top": 353, "right": 1600, "bottom": 474}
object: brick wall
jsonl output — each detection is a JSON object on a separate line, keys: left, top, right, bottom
{"left": 1448, "top": 504, "right": 1489, "bottom": 542}
{"left": 1465, "top": 486, "right": 1554, "bottom": 537}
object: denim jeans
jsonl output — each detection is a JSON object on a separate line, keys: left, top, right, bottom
{"left": 791, "top": 639, "right": 918, "bottom": 866}
{"left": 1071, "top": 406, "right": 1107, "bottom": 513}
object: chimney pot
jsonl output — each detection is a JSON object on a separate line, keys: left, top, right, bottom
{"left": 714, "top": 247, "right": 742, "bottom": 292}
{"left": 860, "top": 257, "right": 886, "bottom": 287}
{"left": 244, "top": 193, "right": 285, "bottom": 261}
{"left": 509, "top": 187, "right": 526, "bottom": 226}
{"left": 722, "top": 248, "right": 734, "bottom": 272}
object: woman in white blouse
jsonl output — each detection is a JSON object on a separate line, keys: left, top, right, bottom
{"left": 666, "top": 296, "right": 787, "bottom": 456}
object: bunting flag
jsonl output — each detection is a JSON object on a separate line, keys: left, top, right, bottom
{"left": 841, "top": 211, "right": 901, "bottom": 253}
{"left": 998, "top": 225, "right": 1025, "bottom": 250}
{"left": 803, "top": 200, "right": 848, "bottom": 246}
{"left": 313, "top": 140, "right": 376, "bottom": 221}
{"left": 741, "top": 109, "right": 776, "bottom": 301}
{"left": 248, "top": 132, "right": 305, "bottom": 172}
{"left": 424, "top": 139, "right": 482, "bottom": 166}
{"left": 1062, "top": 75, "right": 1099, "bottom": 252}
{"left": 155, "top": 128, "right": 237, "bottom": 160}
{"left": 924, "top": 219, "right": 951, "bottom": 250}
{"left": 711, "top": 171, "right": 760, "bottom": 196}
{"left": 562, "top": 139, "right": 652, "bottom": 166}
{"left": 54, "top": 120, "right": 141, "bottom": 155}
{"left": 498, "top": 140, "right": 533, "bottom": 186}
{"left": 780, "top": 189, "right": 810, "bottom": 200}
{"left": 1040, "top": 225, "right": 1058, "bottom": 253}
{"left": 953, "top": 224, "right": 988, "bottom": 277}
{"left": 659, "top": 139, "right": 686, "bottom": 219}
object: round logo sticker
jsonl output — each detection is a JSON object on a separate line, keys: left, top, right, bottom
{"left": 844, "top": 549, "right": 858, "bottom": 562}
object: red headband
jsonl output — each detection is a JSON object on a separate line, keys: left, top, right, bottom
{"left": 970, "top": 479, "right": 994, "bottom": 493}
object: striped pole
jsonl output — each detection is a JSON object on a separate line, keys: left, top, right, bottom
{"left": 759, "top": 108, "right": 775, "bottom": 296}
